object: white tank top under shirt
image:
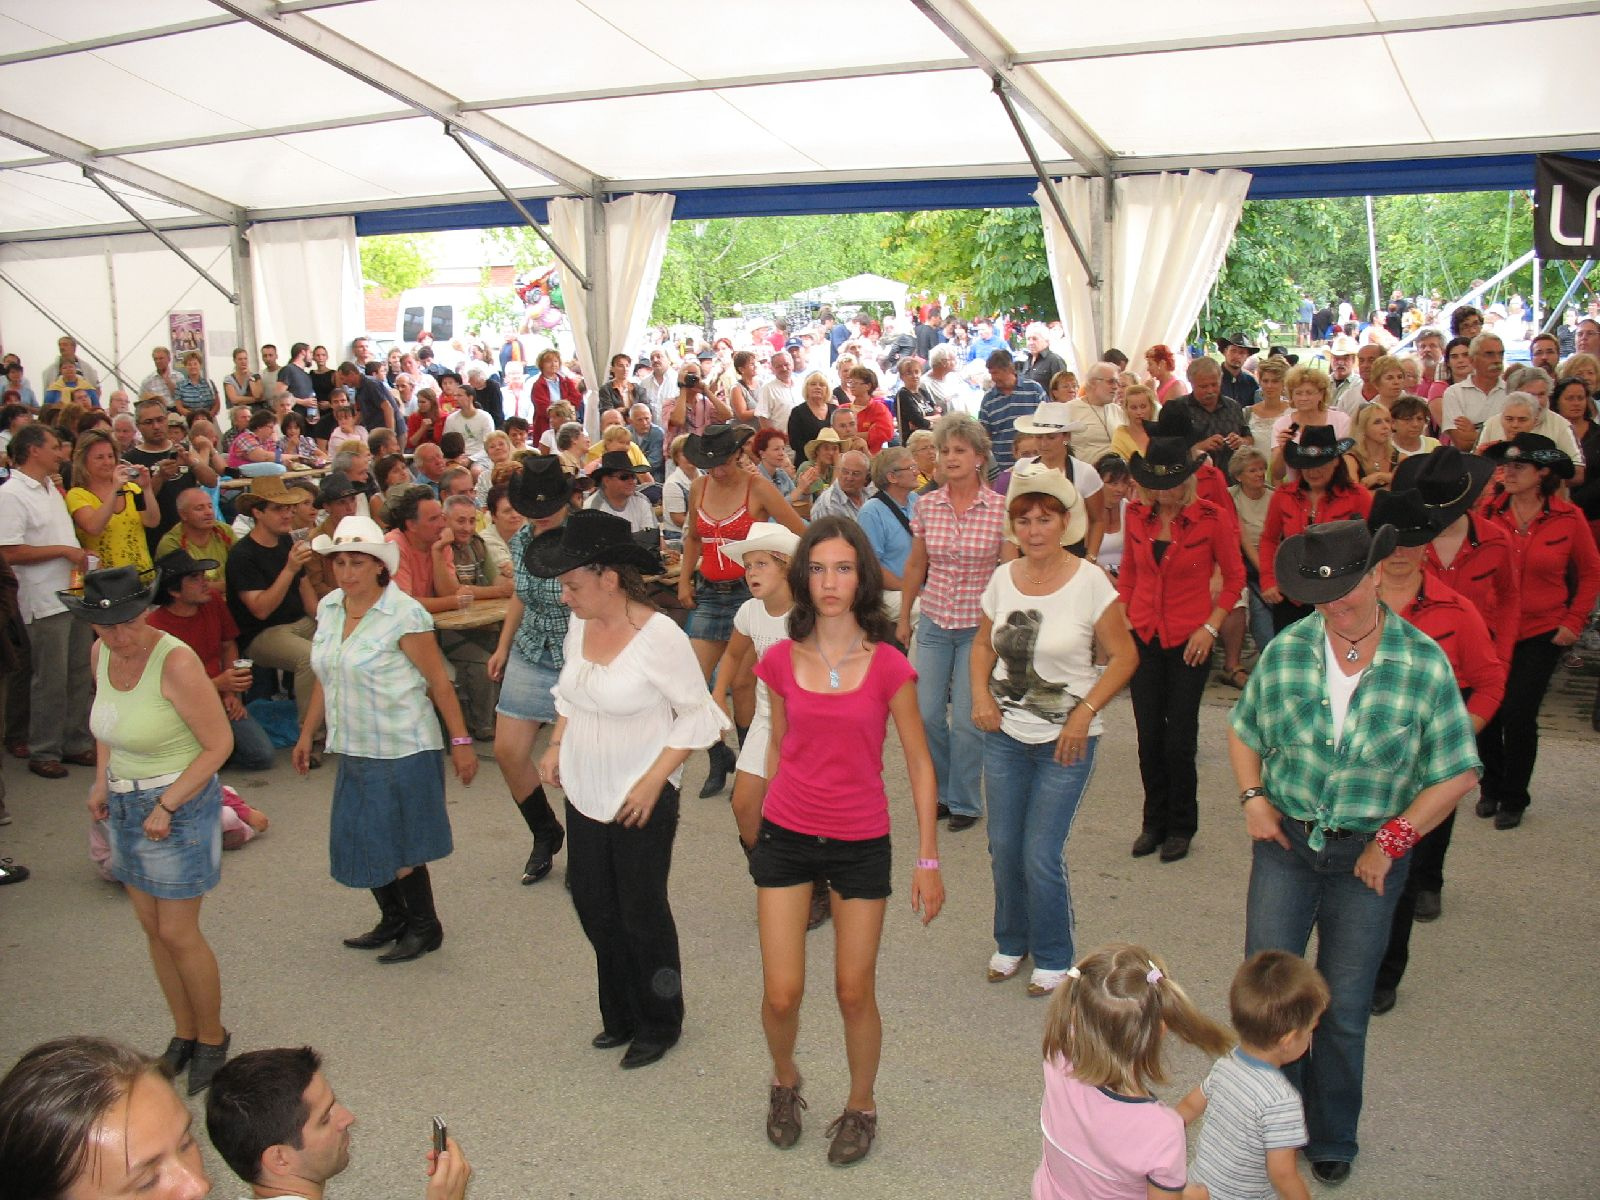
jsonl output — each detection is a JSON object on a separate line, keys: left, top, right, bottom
{"left": 1323, "top": 638, "right": 1365, "bottom": 750}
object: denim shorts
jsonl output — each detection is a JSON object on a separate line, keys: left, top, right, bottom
{"left": 495, "top": 648, "right": 560, "bottom": 724}
{"left": 107, "top": 775, "right": 223, "bottom": 900}
{"left": 748, "top": 818, "right": 892, "bottom": 900}
{"left": 685, "top": 576, "right": 751, "bottom": 643}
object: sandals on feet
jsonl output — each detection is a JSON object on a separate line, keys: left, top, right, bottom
{"left": 987, "top": 952, "right": 1026, "bottom": 982}
{"left": 1219, "top": 667, "right": 1250, "bottom": 689}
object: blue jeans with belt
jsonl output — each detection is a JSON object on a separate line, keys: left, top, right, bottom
{"left": 913, "top": 618, "right": 981, "bottom": 818}
{"left": 1245, "top": 815, "right": 1409, "bottom": 1165}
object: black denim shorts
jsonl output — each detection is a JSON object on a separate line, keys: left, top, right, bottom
{"left": 748, "top": 818, "right": 892, "bottom": 901}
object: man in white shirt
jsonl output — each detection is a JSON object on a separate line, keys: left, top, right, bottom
{"left": 39, "top": 335, "right": 100, "bottom": 393}
{"left": 639, "top": 349, "right": 679, "bottom": 426}
{"left": 0, "top": 425, "right": 94, "bottom": 778}
{"left": 443, "top": 385, "right": 494, "bottom": 467}
{"left": 809, "top": 450, "right": 870, "bottom": 522}
{"left": 584, "top": 450, "right": 659, "bottom": 535}
{"left": 139, "top": 345, "right": 183, "bottom": 405}
{"left": 924, "top": 344, "right": 976, "bottom": 415}
{"left": 1334, "top": 343, "right": 1386, "bottom": 417}
{"left": 1440, "top": 333, "right": 1508, "bottom": 450}
{"left": 755, "top": 351, "right": 797, "bottom": 431}
{"left": 1064, "top": 362, "right": 1128, "bottom": 465}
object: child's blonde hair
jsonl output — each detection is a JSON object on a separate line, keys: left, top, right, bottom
{"left": 601, "top": 425, "right": 632, "bottom": 448}
{"left": 1043, "top": 943, "right": 1234, "bottom": 1094}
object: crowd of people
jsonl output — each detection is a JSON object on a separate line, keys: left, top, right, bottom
{"left": 4, "top": 297, "right": 1599, "bottom": 1196}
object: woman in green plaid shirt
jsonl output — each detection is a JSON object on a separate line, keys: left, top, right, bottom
{"left": 1228, "top": 520, "right": 1479, "bottom": 1185}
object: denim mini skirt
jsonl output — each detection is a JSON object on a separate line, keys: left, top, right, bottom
{"left": 329, "top": 749, "right": 453, "bottom": 889}
{"left": 495, "top": 648, "right": 560, "bottom": 724}
{"left": 685, "top": 576, "right": 751, "bottom": 643}
{"left": 107, "top": 774, "right": 223, "bottom": 900}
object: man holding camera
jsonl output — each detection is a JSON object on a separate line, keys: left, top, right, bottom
{"left": 206, "top": 1046, "right": 472, "bottom": 1200}
{"left": 667, "top": 360, "right": 732, "bottom": 440}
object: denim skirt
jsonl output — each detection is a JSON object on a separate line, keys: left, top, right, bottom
{"left": 329, "top": 749, "right": 453, "bottom": 889}
{"left": 107, "top": 774, "right": 223, "bottom": 900}
{"left": 685, "top": 576, "right": 751, "bottom": 643}
{"left": 495, "top": 648, "right": 559, "bottom": 724}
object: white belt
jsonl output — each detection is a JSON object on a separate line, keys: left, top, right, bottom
{"left": 106, "top": 770, "right": 184, "bottom": 795}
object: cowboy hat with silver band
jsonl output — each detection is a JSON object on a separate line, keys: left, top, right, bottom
{"left": 1003, "top": 462, "right": 1089, "bottom": 546}
{"left": 58, "top": 566, "right": 159, "bottom": 625}
{"left": 1481, "top": 431, "right": 1575, "bottom": 480}
{"left": 311, "top": 514, "right": 401, "bottom": 573}
{"left": 1390, "top": 445, "right": 1496, "bottom": 527}
{"left": 1283, "top": 424, "right": 1355, "bottom": 470}
{"left": 1013, "top": 401, "right": 1085, "bottom": 437}
{"left": 1274, "top": 520, "right": 1399, "bottom": 606}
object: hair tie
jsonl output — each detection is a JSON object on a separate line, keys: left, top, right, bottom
{"left": 1065, "top": 966, "right": 1081, "bottom": 980}
{"left": 1146, "top": 962, "right": 1163, "bottom": 986}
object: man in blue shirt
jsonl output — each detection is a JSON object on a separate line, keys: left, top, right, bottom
{"left": 966, "top": 318, "right": 1011, "bottom": 363}
{"left": 978, "top": 350, "right": 1045, "bottom": 470}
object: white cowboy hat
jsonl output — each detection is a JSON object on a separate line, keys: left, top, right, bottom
{"left": 1003, "top": 462, "right": 1088, "bottom": 547}
{"left": 1013, "top": 401, "right": 1085, "bottom": 436}
{"left": 722, "top": 525, "right": 801, "bottom": 567}
{"left": 1327, "top": 334, "right": 1361, "bottom": 357}
{"left": 312, "top": 514, "right": 400, "bottom": 573}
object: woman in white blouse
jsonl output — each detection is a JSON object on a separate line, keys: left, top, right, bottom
{"left": 535, "top": 510, "right": 729, "bottom": 1070}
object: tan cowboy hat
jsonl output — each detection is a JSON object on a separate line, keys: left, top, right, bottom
{"left": 1327, "top": 334, "right": 1361, "bottom": 357}
{"left": 805, "top": 427, "right": 844, "bottom": 459}
{"left": 243, "top": 473, "right": 314, "bottom": 507}
{"left": 722, "top": 525, "right": 801, "bottom": 567}
{"left": 1003, "top": 462, "right": 1088, "bottom": 547}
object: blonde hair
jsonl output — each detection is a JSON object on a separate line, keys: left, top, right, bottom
{"left": 1043, "top": 943, "right": 1233, "bottom": 1094}
{"left": 1136, "top": 477, "right": 1198, "bottom": 509}
{"left": 802, "top": 371, "right": 832, "bottom": 403}
{"left": 1352, "top": 403, "right": 1393, "bottom": 445}
{"left": 1284, "top": 365, "right": 1332, "bottom": 409}
{"left": 547, "top": 401, "right": 575, "bottom": 428}
{"left": 601, "top": 425, "right": 632, "bottom": 448}
{"left": 1122, "top": 383, "right": 1156, "bottom": 409}
{"left": 1255, "top": 359, "right": 1287, "bottom": 383}
{"left": 1366, "top": 355, "right": 1404, "bottom": 384}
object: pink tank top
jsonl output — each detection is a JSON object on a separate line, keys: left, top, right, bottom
{"left": 695, "top": 478, "right": 756, "bottom": 581}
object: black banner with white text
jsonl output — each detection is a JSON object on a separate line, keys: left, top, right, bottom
{"left": 1534, "top": 153, "right": 1600, "bottom": 260}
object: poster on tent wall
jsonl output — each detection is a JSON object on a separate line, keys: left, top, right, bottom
{"left": 1534, "top": 154, "right": 1600, "bottom": 259}
{"left": 168, "top": 311, "right": 206, "bottom": 361}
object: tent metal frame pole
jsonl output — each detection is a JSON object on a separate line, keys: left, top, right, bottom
{"left": 1540, "top": 259, "right": 1595, "bottom": 335}
{"left": 993, "top": 81, "right": 1100, "bottom": 288}
{"left": 443, "top": 125, "right": 590, "bottom": 291}
{"left": 0, "top": 269, "right": 122, "bottom": 385}
{"left": 231, "top": 224, "right": 258, "bottom": 358}
{"left": 1392, "top": 249, "right": 1537, "bottom": 352}
{"left": 83, "top": 170, "right": 239, "bottom": 304}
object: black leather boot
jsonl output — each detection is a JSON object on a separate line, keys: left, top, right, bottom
{"left": 518, "top": 787, "right": 565, "bottom": 884}
{"left": 698, "top": 740, "right": 736, "bottom": 798}
{"left": 343, "top": 881, "right": 407, "bottom": 949}
{"left": 378, "top": 867, "right": 443, "bottom": 963}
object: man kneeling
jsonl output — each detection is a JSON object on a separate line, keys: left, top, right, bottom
{"left": 206, "top": 1046, "right": 471, "bottom": 1200}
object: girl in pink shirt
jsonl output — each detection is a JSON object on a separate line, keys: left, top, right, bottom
{"left": 750, "top": 516, "right": 943, "bottom": 1167}
{"left": 1035, "top": 943, "right": 1233, "bottom": 1200}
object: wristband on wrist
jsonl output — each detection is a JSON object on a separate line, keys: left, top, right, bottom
{"left": 916, "top": 857, "right": 940, "bottom": 871}
{"left": 450, "top": 736, "right": 474, "bottom": 747}
{"left": 1202, "top": 622, "right": 1220, "bottom": 639}
{"left": 1079, "top": 696, "right": 1100, "bottom": 716}
{"left": 158, "top": 799, "right": 179, "bottom": 814}
{"left": 1239, "top": 786, "right": 1267, "bottom": 805}
{"left": 1374, "top": 816, "right": 1418, "bottom": 859}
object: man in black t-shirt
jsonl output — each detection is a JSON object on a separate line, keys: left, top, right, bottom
{"left": 124, "top": 397, "right": 220, "bottom": 550}
{"left": 279, "top": 342, "right": 318, "bottom": 423}
{"left": 336, "top": 361, "right": 395, "bottom": 432}
{"left": 225, "top": 476, "right": 319, "bottom": 729}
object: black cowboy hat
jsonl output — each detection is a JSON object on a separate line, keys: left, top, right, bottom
{"left": 1216, "top": 332, "right": 1260, "bottom": 354}
{"left": 1268, "top": 346, "right": 1301, "bottom": 367}
{"left": 1284, "top": 424, "right": 1355, "bottom": 470}
{"left": 1129, "top": 437, "right": 1200, "bottom": 490}
{"left": 523, "top": 508, "right": 662, "bottom": 579}
{"left": 315, "top": 469, "right": 359, "bottom": 506}
{"left": 1368, "top": 489, "right": 1439, "bottom": 548}
{"left": 151, "top": 548, "right": 219, "bottom": 602}
{"left": 508, "top": 455, "right": 578, "bottom": 520}
{"left": 1147, "top": 403, "right": 1199, "bottom": 444}
{"left": 58, "top": 566, "right": 159, "bottom": 625}
{"left": 684, "top": 423, "right": 754, "bottom": 470}
{"left": 1481, "top": 431, "right": 1575, "bottom": 480}
{"left": 1390, "top": 445, "right": 1496, "bottom": 527}
{"left": 1275, "top": 520, "right": 1398, "bottom": 605}
{"left": 592, "top": 449, "right": 648, "bottom": 478}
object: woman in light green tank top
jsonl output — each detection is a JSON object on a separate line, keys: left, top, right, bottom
{"left": 70, "top": 566, "right": 236, "bottom": 1096}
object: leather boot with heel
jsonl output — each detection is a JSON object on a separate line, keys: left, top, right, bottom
{"left": 699, "top": 740, "right": 736, "bottom": 798}
{"left": 378, "top": 866, "right": 443, "bottom": 964}
{"left": 517, "top": 787, "right": 565, "bottom": 884}
{"left": 343, "top": 881, "right": 407, "bottom": 949}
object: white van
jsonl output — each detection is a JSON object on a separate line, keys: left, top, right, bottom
{"left": 393, "top": 286, "right": 519, "bottom": 351}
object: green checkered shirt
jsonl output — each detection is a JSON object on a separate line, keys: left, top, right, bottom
{"left": 1230, "top": 606, "right": 1480, "bottom": 850}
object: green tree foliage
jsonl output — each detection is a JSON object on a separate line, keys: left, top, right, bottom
{"left": 358, "top": 234, "right": 434, "bottom": 297}
{"left": 883, "top": 208, "right": 1054, "bottom": 317}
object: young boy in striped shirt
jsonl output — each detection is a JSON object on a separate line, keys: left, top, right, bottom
{"left": 1178, "top": 951, "right": 1330, "bottom": 1200}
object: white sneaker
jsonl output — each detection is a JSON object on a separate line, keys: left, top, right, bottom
{"left": 1028, "top": 968, "right": 1072, "bottom": 997}
{"left": 987, "top": 952, "right": 1025, "bottom": 982}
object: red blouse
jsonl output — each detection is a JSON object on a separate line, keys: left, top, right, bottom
{"left": 1118, "top": 498, "right": 1245, "bottom": 645}
{"left": 853, "top": 399, "right": 896, "bottom": 455}
{"left": 1258, "top": 483, "right": 1374, "bottom": 594}
{"left": 1478, "top": 493, "right": 1600, "bottom": 640}
{"left": 1397, "top": 576, "right": 1506, "bottom": 726}
{"left": 1422, "top": 514, "right": 1520, "bottom": 669}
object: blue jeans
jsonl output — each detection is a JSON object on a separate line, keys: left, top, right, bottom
{"left": 1246, "top": 587, "right": 1276, "bottom": 654}
{"left": 227, "top": 713, "right": 277, "bottom": 771}
{"left": 1245, "top": 816, "right": 1410, "bottom": 1164}
{"left": 913, "top": 619, "right": 981, "bottom": 817}
{"left": 984, "top": 730, "right": 1098, "bottom": 970}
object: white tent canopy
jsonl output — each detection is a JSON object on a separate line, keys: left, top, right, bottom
{"left": 792, "top": 274, "right": 912, "bottom": 321}
{"left": 1, "top": 0, "right": 1595, "bottom": 379}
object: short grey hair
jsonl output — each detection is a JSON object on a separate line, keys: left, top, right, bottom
{"left": 1227, "top": 446, "right": 1268, "bottom": 482}
{"left": 1501, "top": 391, "right": 1540, "bottom": 417}
{"left": 555, "top": 421, "right": 586, "bottom": 451}
{"left": 871, "top": 445, "right": 913, "bottom": 490}
{"left": 933, "top": 411, "right": 991, "bottom": 463}
{"left": 1186, "top": 356, "right": 1222, "bottom": 381}
{"left": 332, "top": 448, "right": 363, "bottom": 474}
{"left": 929, "top": 345, "right": 956, "bottom": 369}
{"left": 1503, "top": 364, "right": 1553, "bottom": 394}
{"left": 111, "top": 412, "right": 137, "bottom": 431}
{"left": 1468, "top": 331, "right": 1504, "bottom": 356}
{"left": 442, "top": 492, "right": 478, "bottom": 517}
{"left": 906, "top": 428, "right": 936, "bottom": 454}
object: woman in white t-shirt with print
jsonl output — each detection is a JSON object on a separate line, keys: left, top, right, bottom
{"left": 969, "top": 463, "right": 1137, "bottom": 998}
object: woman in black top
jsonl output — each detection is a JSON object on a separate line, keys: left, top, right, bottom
{"left": 786, "top": 372, "right": 836, "bottom": 466}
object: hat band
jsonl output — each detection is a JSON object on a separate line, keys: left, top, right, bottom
{"left": 1418, "top": 474, "right": 1473, "bottom": 512}
{"left": 1144, "top": 460, "right": 1190, "bottom": 476}
{"left": 1298, "top": 557, "right": 1366, "bottom": 582}
{"left": 1029, "top": 419, "right": 1072, "bottom": 431}
{"left": 1292, "top": 447, "right": 1339, "bottom": 460}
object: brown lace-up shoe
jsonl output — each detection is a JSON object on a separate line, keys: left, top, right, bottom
{"left": 825, "top": 1107, "right": 877, "bottom": 1165}
{"left": 766, "top": 1078, "right": 807, "bottom": 1148}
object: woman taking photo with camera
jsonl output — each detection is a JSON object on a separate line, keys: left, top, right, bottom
{"left": 67, "top": 428, "right": 159, "bottom": 571}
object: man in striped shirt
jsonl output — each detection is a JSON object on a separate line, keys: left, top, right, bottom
{"left": 977, "top": 350, "right": 1044, "bottom": 470}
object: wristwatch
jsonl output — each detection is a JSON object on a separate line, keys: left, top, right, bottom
{"left": 1239, "top": 786, "right": 1267, "bottom": 805}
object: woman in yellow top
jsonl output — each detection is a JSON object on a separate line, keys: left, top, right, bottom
{"left": 72, "top": 567, "right": 235, "bottom": 1096}
{"left": 66, "top": 428, "right": 159, "bottom": 571}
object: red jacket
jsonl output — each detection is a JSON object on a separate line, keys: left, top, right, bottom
{"left": 1258, "top": 483, "right": 1374, "bottom": 593}
{"left": 1195, "top": 460, "right": 1236, "bottom": 530}
{"left": 1118, "top": 498, "right": 1245, "bottom": 645}
{"left": 1397, "top": 576, "right": 1506, "bottom": 726}
{"left": 1479, "top": 493, "right": 1600, "bottom": 640}
{"left": 854, "top": 399, "right": 896, "bottom": 455}
{"left": 529, "top": 373, "right": 583, "bottom": 442}
{"left": 1422, "top": 514, "right": 1519, "bottom": 669}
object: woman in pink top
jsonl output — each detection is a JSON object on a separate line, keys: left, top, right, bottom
{"left": 751, "top": 516, "right": 943, "bottom": 1167}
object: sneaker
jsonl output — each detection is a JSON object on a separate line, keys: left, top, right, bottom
{"left": 825, "top": 1107, "right": 876, "bottom": 1166}
{"left": 1027, "top": 968, "right": 1072, "bottom": 998}
{"left": 766, "top": 1078, "right": 807, "bottom": 1149}
{"left": 0, "top": 857, "right": 29, "bottom": 885}
{"left": 987, "top": 952, "right": 1026, "bottom": 982}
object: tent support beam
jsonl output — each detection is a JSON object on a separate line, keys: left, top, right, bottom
{"left": 208, "top": 0, "right": 600, "bottom": 197}
{"left": 911, "top": 0, "right": 1113, "bottom": 179}
{"left": 1540, "top": 260, "right": 1595, "bottom": 335}
{"left": 582, "top": 197, "right": 612, "bottom": 432}
{"left": 0, "top": 269, "right": 122, "bottom": 386}
{"left": 231, "top": 224, "right": 258, "bottom": 360}
{"left": 994, "top": 82, "right": 1099, "bottom": 288}
{"left": 442, "top": 125, "right": 589, "bottom": 291}
{"left": 82, "top": 170, "right": 239, "bottom": 305}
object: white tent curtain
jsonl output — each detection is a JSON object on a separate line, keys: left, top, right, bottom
{"left": 249, "top": 216, "right": 364, "bottom": 363}
{"left": 1036, "top": 169, "right": 1251, "bottom": 373}
{"left": 548, "top": 193, "right": 675, "bottom": 434}
{"left": 0, "top": 229, "right": 238, "bottom": 390}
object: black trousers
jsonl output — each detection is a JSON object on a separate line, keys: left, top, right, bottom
{"left": 566, "top": 786, "right": 684, "bottom": 1045}
{"left": 1374, "top": 809, "right": 1456, "bottom": 992}
{"left": 1478, "top": 632, "right": 1564, "bottom": 814}
{"left": 1130, "top": 635, "right": 1210, "bottom": 839}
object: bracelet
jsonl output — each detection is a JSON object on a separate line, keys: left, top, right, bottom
{"left": 158, "top": 799, "right": 179, "bottom": 815}
{"left": 1078, "top": 696, "right": 1100, "bottom": 716}
{"left": 916, "top": 857, "right": 941, "bottom": 871}
{"left": 1374, "top": 816, "right": 1419, "bottom": 859}
{"left": 450, "top": 736, "right": 474, "bottom": 747}
{"left": 1239, "top": 786, "right": 1267, "bottom": 805}
{"left": 1202, "top": 623, "right": 1220, "bottom": 639}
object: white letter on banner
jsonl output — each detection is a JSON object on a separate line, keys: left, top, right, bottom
{"left": 1548, "top": 183, "right": 1600, "bottom": 248}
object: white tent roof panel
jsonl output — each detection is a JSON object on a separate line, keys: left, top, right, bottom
{"left": 0, "top": 164, "right": 198, "bottom": 234}
{"left": 0, "top": 0, "right": 213, "bottom": 53}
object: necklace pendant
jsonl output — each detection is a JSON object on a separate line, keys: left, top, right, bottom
{"left": 828, "top": 669, "right": 841, "bottom": 689}
{"left": 1345, "top": 645, "right": 1359, "bottom": 663}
